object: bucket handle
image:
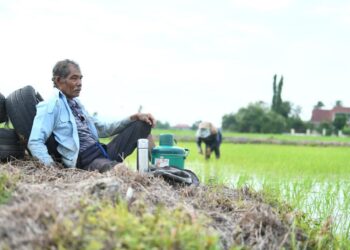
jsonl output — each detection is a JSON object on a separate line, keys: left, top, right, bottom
{"left": 184, "top": 148, "right": 189, "bottom": 157}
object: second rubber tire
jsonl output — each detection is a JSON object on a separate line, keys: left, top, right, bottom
{"left": 0, "top": 128, "right": 25, "bottom": 161}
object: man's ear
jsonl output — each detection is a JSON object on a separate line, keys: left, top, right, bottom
{"left": 56, "top": 76, "right": 65, "bottom": 86}
{"left": 52, "top": 76, "right": 59, "bottom": 83}
{"left": 53, "top": 77, "right": 63, "bottom": 90}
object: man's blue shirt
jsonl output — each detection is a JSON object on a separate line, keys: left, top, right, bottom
{"left": 28, "top": 89, "right": 131, "bottom": 168}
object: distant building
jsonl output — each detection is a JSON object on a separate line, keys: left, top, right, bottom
{"left": 311, "top": 106, "right": 350, "bottom": 125}
{"left": 172, "top": 124, "right": 191, "bottom": 130}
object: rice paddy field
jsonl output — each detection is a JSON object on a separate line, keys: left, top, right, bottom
{"left": 124, "top": 132, "right": 350, "bottom": 244}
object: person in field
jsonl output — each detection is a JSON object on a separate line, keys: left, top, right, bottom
{"left": 196, "top": 121, "right": 222, "bottom": 159}
{"left": 28, "top": 59, "right": 156, "bottom": 172}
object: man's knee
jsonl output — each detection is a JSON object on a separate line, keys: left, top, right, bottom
{"left": 132, "top": 120, "right": 152, "bottom": 136}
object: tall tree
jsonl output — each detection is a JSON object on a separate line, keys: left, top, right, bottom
{"left": 333, "top": 114, "right": 347, "bottom": 131}
{"left": 271, "top": 74, "right": 288, "bottom": 117}
{"left": 314, "top": 101, "right": 324, "bottom": 109}
{"left": 272, "top": 74, "right": 277, "bottom": 111}
{"left": 276, "top": 75, "right": 283, "bottom": 113}
{"left": 271, "top": 75, "right": 277, "bottom": 110}
{"left": 335, "top": 100, "right": 343, "bottom": 107}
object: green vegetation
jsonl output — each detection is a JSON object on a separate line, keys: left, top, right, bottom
{"left": 188, "top": 142, "right": 350, "bottom": 244}
{"left": 125, "top": 140, "right": 350, "bottom": 246}
{"left": 0, "top": 123, "right": 11, "bottom": 128}
{"left": 149, "top": 128, "right": 350, "bottom": 143}
{"left": 218, "top": 74, "right": 350, "bottom": 135}
{"left": 221, "top": 74, "right": 309, "bottom": 134}
{"left": 0, "top": 173, "right": 16, "bottom": 204}
{"left": 50, "top": 201, "right": 218, "bottom": 250}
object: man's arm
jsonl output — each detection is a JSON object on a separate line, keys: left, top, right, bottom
{"left": 28, "top": 102, "right": 56, "bottom": 166}
{"left": 93, "top": 112, "right": 156, "bottom": 138}
{"left": 93, "top": 116, "right": 132, "bottom": 138}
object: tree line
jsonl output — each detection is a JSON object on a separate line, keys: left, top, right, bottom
{"left": 222, "top": 75, "right": 349, "bottom": 135}
{"left": 156, "top": 74, "right": 349, "bottom": 135}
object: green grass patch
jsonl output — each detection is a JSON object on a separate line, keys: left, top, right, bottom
{"left": 50, "top": 201, "right": 218, "bottom": 250}
{"left": 0, "top": 122, "right": 12, "bottom": 129}
{"left": 0, "top": 173, "right": 16, "bottom": 204}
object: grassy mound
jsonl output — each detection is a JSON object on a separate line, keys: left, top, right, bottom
{"left": 0, "top": 159, "right": 334, "bottom": 249}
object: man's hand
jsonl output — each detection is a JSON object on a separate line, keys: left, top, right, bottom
{"left": 130, "top": 113, "right": 156, "bottom": 128}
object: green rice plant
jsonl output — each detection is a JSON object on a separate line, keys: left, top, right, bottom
{"left": 152, "top": 129, "right": 350, "bottom": 143}
{"left": 172, "top": 142, "right": 350, "bottom": 244}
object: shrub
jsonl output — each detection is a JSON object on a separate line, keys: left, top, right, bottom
{"left": 342, "top": 126, "right": 350, "bottom": 136}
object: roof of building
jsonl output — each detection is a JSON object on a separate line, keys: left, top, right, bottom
{"left": 173, "top": 124, "right": 191, "bottom": 129}
{"left": 311, "top": 106, "right": 350, "bottom": 123}
{"left": 311, "top": 109, "right": 332, "bottom": 123}
{"left": 332, "top": 106, "right": 350, "bottom": 113}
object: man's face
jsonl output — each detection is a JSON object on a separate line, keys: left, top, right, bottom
{"left": 56, "top": 64, "right": 83, "bottom": 99}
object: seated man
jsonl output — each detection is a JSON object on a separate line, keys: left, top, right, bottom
{"left": 196, "top": 122, "right": 222, "bottom": 160}
{"left": 28, "top": 59, "right": 156, "bottom": 172}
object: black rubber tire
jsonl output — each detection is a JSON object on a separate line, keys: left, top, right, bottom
{"left": 5, "top": 85, "right": 42, "bottom": 142}
{"left": 5, "top": 85, "right": 59, "bottom": 158}
{"left": 183, "top": 169, "right": 200, "bottom": 186}
{"left": 150, "top": 166, "right": 200, "bottom": 186}
{"left": 0, "top": 92, "right": 7, "bottom": 123}
{"left": 0, "top": 128, "right": 25, "bottom": 161}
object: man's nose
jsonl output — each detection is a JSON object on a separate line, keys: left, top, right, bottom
{"left": 77, "top": 79, "right": 82, "bottom": 86}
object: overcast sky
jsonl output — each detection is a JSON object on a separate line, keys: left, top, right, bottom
{"left": 1, "top": 0, "right": 349, "bottom": 127}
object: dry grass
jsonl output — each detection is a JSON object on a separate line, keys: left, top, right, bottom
{"left": 0, "top": 159, "right": 308, "bottom": 250}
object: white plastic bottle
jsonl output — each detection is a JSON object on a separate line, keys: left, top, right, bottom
{"left": 137, "top": 139, "right": 149, "bottom": 173}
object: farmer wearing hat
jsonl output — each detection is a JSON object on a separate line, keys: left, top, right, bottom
{"left": 196, "top": 121, "right": 222, "bottom": 159}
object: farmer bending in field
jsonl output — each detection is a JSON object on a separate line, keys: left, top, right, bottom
{"left": 28, "top": 59, "right": 156, "bottom": 172}
{"left": 196, "top": 121, "right": 222, "bottom": 160}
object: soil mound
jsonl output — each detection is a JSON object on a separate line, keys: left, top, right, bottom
{"left": 0, "top": 160, "right": 307, "bottom": 249}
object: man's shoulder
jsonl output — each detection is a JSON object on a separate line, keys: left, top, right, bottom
{"left": 37, "top": 91, "right": 66, "bottom": 113}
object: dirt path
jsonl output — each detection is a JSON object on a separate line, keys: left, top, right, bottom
{"left": 0, "top": 160, "right": 307, "bottom": 249}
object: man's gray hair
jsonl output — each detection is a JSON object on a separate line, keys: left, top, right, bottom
{"left": 52, "top": 59, "right": 80, "bottom": 87}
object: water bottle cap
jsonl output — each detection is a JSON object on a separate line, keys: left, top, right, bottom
{"left": 138, "top": 139, "right": 149, "bottom": 148}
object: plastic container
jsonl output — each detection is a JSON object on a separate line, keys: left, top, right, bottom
{"left": 151, "top": 134, "right": 189, "bottom": 169}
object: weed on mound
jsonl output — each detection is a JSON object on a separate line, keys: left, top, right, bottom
{"left": 0, "top": 159, "right": 327, "bottom": 249}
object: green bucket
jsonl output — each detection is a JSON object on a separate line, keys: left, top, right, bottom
{"left": 151, "top": 134, "right": 189, "bottom": 169}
